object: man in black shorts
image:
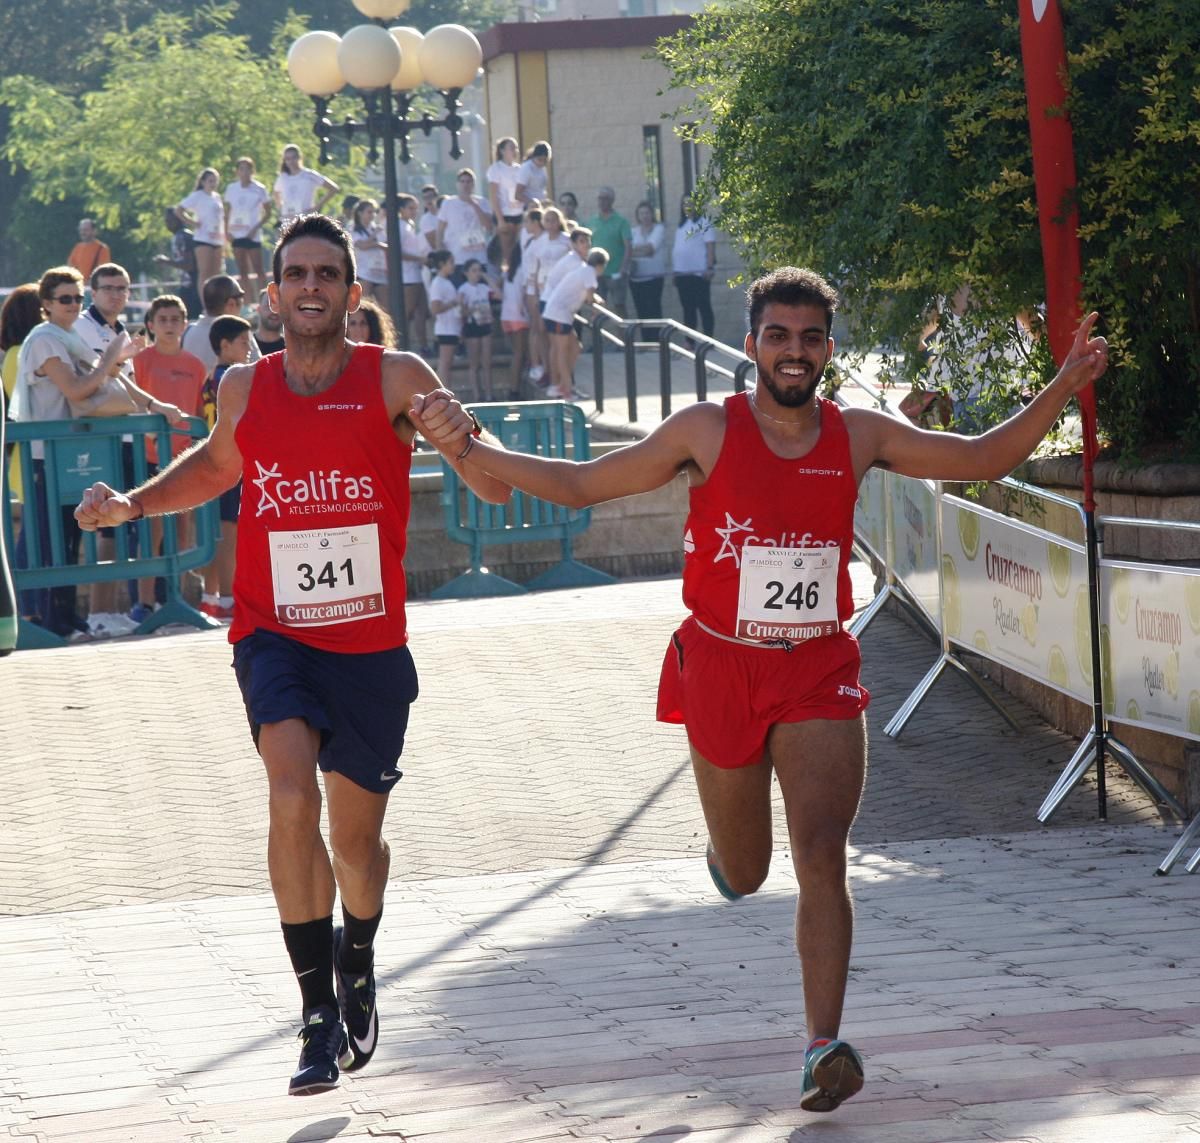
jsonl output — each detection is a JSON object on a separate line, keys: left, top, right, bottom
{"left": 75, "top": 214, "right": 511, "bottom": 1095}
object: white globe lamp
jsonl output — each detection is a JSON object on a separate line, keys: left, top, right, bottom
{"left": 352, "top": 0, "right": 412, "bottom": 18}
{"left": 287, "top": 31, "right": 345, "bottom": 97}
{"left": 389, "top": 27, "right": 426, "bottom": 91}
{"left": 419, "top": 24, "right": 483, "bottom": 90}
{"left": 338, "top": 23, "right": 402, "bottom": 90}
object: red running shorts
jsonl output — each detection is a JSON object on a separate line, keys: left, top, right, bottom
{"left": 656, "top": 616, "right": 870, "bottom": 769}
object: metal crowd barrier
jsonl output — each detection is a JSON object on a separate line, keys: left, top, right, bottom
{"left": 431, "top": 401, "right": 617, "bottom": 599}
{"left": 2, "top": 415, "right": 219, "bottom": 649}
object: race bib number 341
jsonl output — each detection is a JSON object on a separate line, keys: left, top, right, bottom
{"left": 735, "top": 545, "right": 840, "bottom": 644}
{"left": 269, "top": 524, "right": 385, "bottom": 627}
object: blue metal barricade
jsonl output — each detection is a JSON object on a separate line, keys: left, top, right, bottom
{"left": 2, "top": 415, "right": 220, "bottom": 649}
{"left": 433, "top": 401, "right": 617, "bottom": 598}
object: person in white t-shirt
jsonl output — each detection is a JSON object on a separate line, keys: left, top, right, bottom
{"left": 539, "top": 224, "right": 589, "bottom": 306}
{"left": 672, "top": 196, "right": 718, "bottom": 337}
{"left": 629, "top": 200, "right": 667, "bottom": 335}
{"left": 176, "top": 168, "right": 227, "bottom": 290}
{"left": 427, "top": 249, "right": 463, "bottom": 386}
{"left": 486, "top": 137, "right": 523, "bottom": 269}
{"left": 543, "top": 248, "right": 607, "bottom": 399}
{"left": 272, "top": 144, "right": 339, "bottom": 225}
{"left": 524, "top": 207, "right": 573, "bottom": 386}
{"left": 436, "top": 169, "right": 494, "bottom": 282}
{"left": 395, "top": 193, "right": 430, "bottom": 353}
{"left": 351, "top": 199, "right": 388, "bottom": 299}
{"left": 224, "top": 157, "right": 271, "bottom": 303}
{"left": 499, "top": 242, "right": 529, "bottom": 399}
{"left": 457, "top": 258, "right": 496, "bottom": 401}
{"left": 515, "top": 141, "right": 551, "bottom": 208}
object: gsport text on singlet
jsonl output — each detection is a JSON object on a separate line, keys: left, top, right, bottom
{"left": 229, "top": 344, "right": 412, "bottom": 653}
{"left": 682, "top": 392, "right": 859, "bottom": 645}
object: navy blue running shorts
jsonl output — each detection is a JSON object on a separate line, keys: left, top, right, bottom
{"left": 232, "top": 628, "right": 419, "bottom": 794}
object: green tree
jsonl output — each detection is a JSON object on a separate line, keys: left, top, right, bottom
{"left": 0, "top": 10, "right": 353, "bottom": 283}
{"left": 0, "top": 0, "right": 515, "bottom": 283}
{"left": 659, "top": 0, "right": 1200, "bottom": 458}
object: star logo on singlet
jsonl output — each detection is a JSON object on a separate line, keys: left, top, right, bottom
{"left": 252, "top": 460, "right": 282, "bottom": 517}
{"left": 713, "top": 513, "right": 755, "bottom": 566}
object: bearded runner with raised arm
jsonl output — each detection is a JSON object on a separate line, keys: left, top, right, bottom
{"left": 408, "top": 266, "right": 1109, "bottom": 1114}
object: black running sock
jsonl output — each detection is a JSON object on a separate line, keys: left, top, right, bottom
{"left": 281, "top": 917, "right": 337, "bottom": 1014}
{"left": 338, "top": 905, "right": 382, "bottom": 975}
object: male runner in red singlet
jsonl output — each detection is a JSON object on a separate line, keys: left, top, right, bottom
{"left": 410, "top": 266, "right": 1110, "bottom": 1114}
{"left": 74, "top": 214, "right": 511, "bottom": 1096}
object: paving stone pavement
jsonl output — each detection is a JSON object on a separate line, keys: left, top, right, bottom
{"left": 2, "top": 568, "right": 1199, "bottom": 1142}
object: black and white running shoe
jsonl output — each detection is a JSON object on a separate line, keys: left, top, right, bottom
{"left": 289, "top": 1005, "right": 348, "bottom": 1096}
{"left": 334, "top": 926, "right": 379, "bottom": 1072}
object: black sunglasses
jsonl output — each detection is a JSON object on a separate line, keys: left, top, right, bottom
{"left": 53, "top": 294, "right": 85, "bottom": 305}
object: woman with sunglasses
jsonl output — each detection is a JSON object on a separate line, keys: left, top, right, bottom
{"left": 9, "top": 267, "right": 142, "bottom": 637}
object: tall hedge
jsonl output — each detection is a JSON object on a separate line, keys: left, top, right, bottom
{"left": 659, "top": 0, "right": 1200, "bottom": 458}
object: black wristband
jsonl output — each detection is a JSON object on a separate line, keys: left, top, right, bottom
{"left": 456, "top": 436, "right": 476, "bottom": 462}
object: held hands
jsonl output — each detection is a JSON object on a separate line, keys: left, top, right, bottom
{"left": 410, "top": 390, "right": 473, "bottom": 456}
{"left": 1054, "top": 312, "right": 1108, "bottom": 395}
{"left": 75, "top": 482, "right": 139, "bottom": 532}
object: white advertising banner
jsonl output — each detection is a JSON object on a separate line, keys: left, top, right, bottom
{"left": 1102, "top": 561, "right": 1200, "bottom": 742}
{"left": 940, "top": 496, "right": 1091, "bottom": 701}
{"left": 854, "top": 467, "right": 888, "bottom": 564}
{"left": 890, "top": 476, "right": 940, "bottom": 623}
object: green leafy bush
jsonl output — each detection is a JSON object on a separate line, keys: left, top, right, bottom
{"left": 659, "top": 0, "right": 1200, "bottom": 458}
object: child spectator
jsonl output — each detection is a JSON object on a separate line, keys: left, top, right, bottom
{"left": 199, "top": 315, "right": 252, "bottom": 621}
{"left": 130, "top": 294, "right": 207, "bottom": 621}
{"left": 544, "top": 248, "right": 608, "bottom": 399}
{"left": 457, "top": 258, "right": 495, "bottom": 401}
{"left": 427, "top": 250, "right": 462, "bottom": 388}
{"left": 500, "top": 243, "right": 529, "bottom": 400}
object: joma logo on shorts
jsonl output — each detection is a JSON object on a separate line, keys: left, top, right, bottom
{"left": 837, "top": 684, "right": 863, "bottom": 699}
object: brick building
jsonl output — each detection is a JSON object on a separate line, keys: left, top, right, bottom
{"left": 480, "top": 15, "right": 749, "bottom": 344}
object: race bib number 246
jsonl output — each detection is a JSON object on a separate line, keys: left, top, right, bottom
{"left": 735, "top": 545, "right": 840, "bottom": 644}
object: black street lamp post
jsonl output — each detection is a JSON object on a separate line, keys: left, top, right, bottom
{"left": 287, "top": 6, "right": 483, "bottom": 350}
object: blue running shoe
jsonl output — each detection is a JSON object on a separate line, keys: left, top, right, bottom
{"left": 706, "top": 841, "right": 744, "bottom": 901}
{"left": 334, "top": 925, "right": 378, "bottom": 1072}
{"left": 289, "top": 1005, "right": 347, "bottom": 1096}
{"left": 801, "top": 1038, "right": 864, "bottom": 1113}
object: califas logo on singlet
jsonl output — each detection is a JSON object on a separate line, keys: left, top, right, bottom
{"left": 700, "top": 512, "right": 837, "bottom": 568}
{"left": 251, "top": 459, "right": 379, "bottom": 518}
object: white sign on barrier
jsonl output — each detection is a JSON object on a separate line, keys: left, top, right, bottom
{"left": 854, "top": 467, "right": 887, "bottom": 564}
{"left": 1102, "top": 561, "right": 1200, "bottom": 742}
{"left": 940, "top": 496, "right": 1091, "bottom": 701}
{"left": 890, "top": 476, "right": 940, "bottom": 623}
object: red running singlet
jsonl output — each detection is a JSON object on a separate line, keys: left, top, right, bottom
{"left": 228, "top": 344, "right": 413, "bottom": 653}
{"left": 681, "top": 392, "right": 859, "bottom": 641}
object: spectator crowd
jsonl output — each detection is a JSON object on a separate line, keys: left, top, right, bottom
{"left": 1, "top": 139, "right": 720, "bottom": 642}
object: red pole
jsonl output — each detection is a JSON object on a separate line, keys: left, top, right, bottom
{"left": 1018, "top": 0, "right": 1097, "bottom": 508}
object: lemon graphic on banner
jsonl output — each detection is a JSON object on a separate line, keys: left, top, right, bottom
{"left": 958, "top": 508, "right": 981, "bottom": 560}
{"left": 1074, "top": 585, "right": 1093, "bottom": 684}
{"left": 942, "top": 554, "right": 962, "bottom": 637}
{"left": 1112, "top": 566, "right": 1132, "bottom": 624}
{"left": 1165, "top": 651, "right": 1180, "bottom": 700}
{"left": 1047, "top": 644, "right": 1070, "bottom": 688}
{"left": 1189, "top": 691, "right": 1200, "bottom": 736}
{"left": 1185, "top": 576, "right": 1200, "bottom": 634}
{"left": 1021, "top": 602, "right": 1038, "bottom": 645}
{"left": 1127, "top": 699, "right": 1141, "bottom": 721}
{"left": 1047, "top": 541, "right": 1072, "bottom": 598}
